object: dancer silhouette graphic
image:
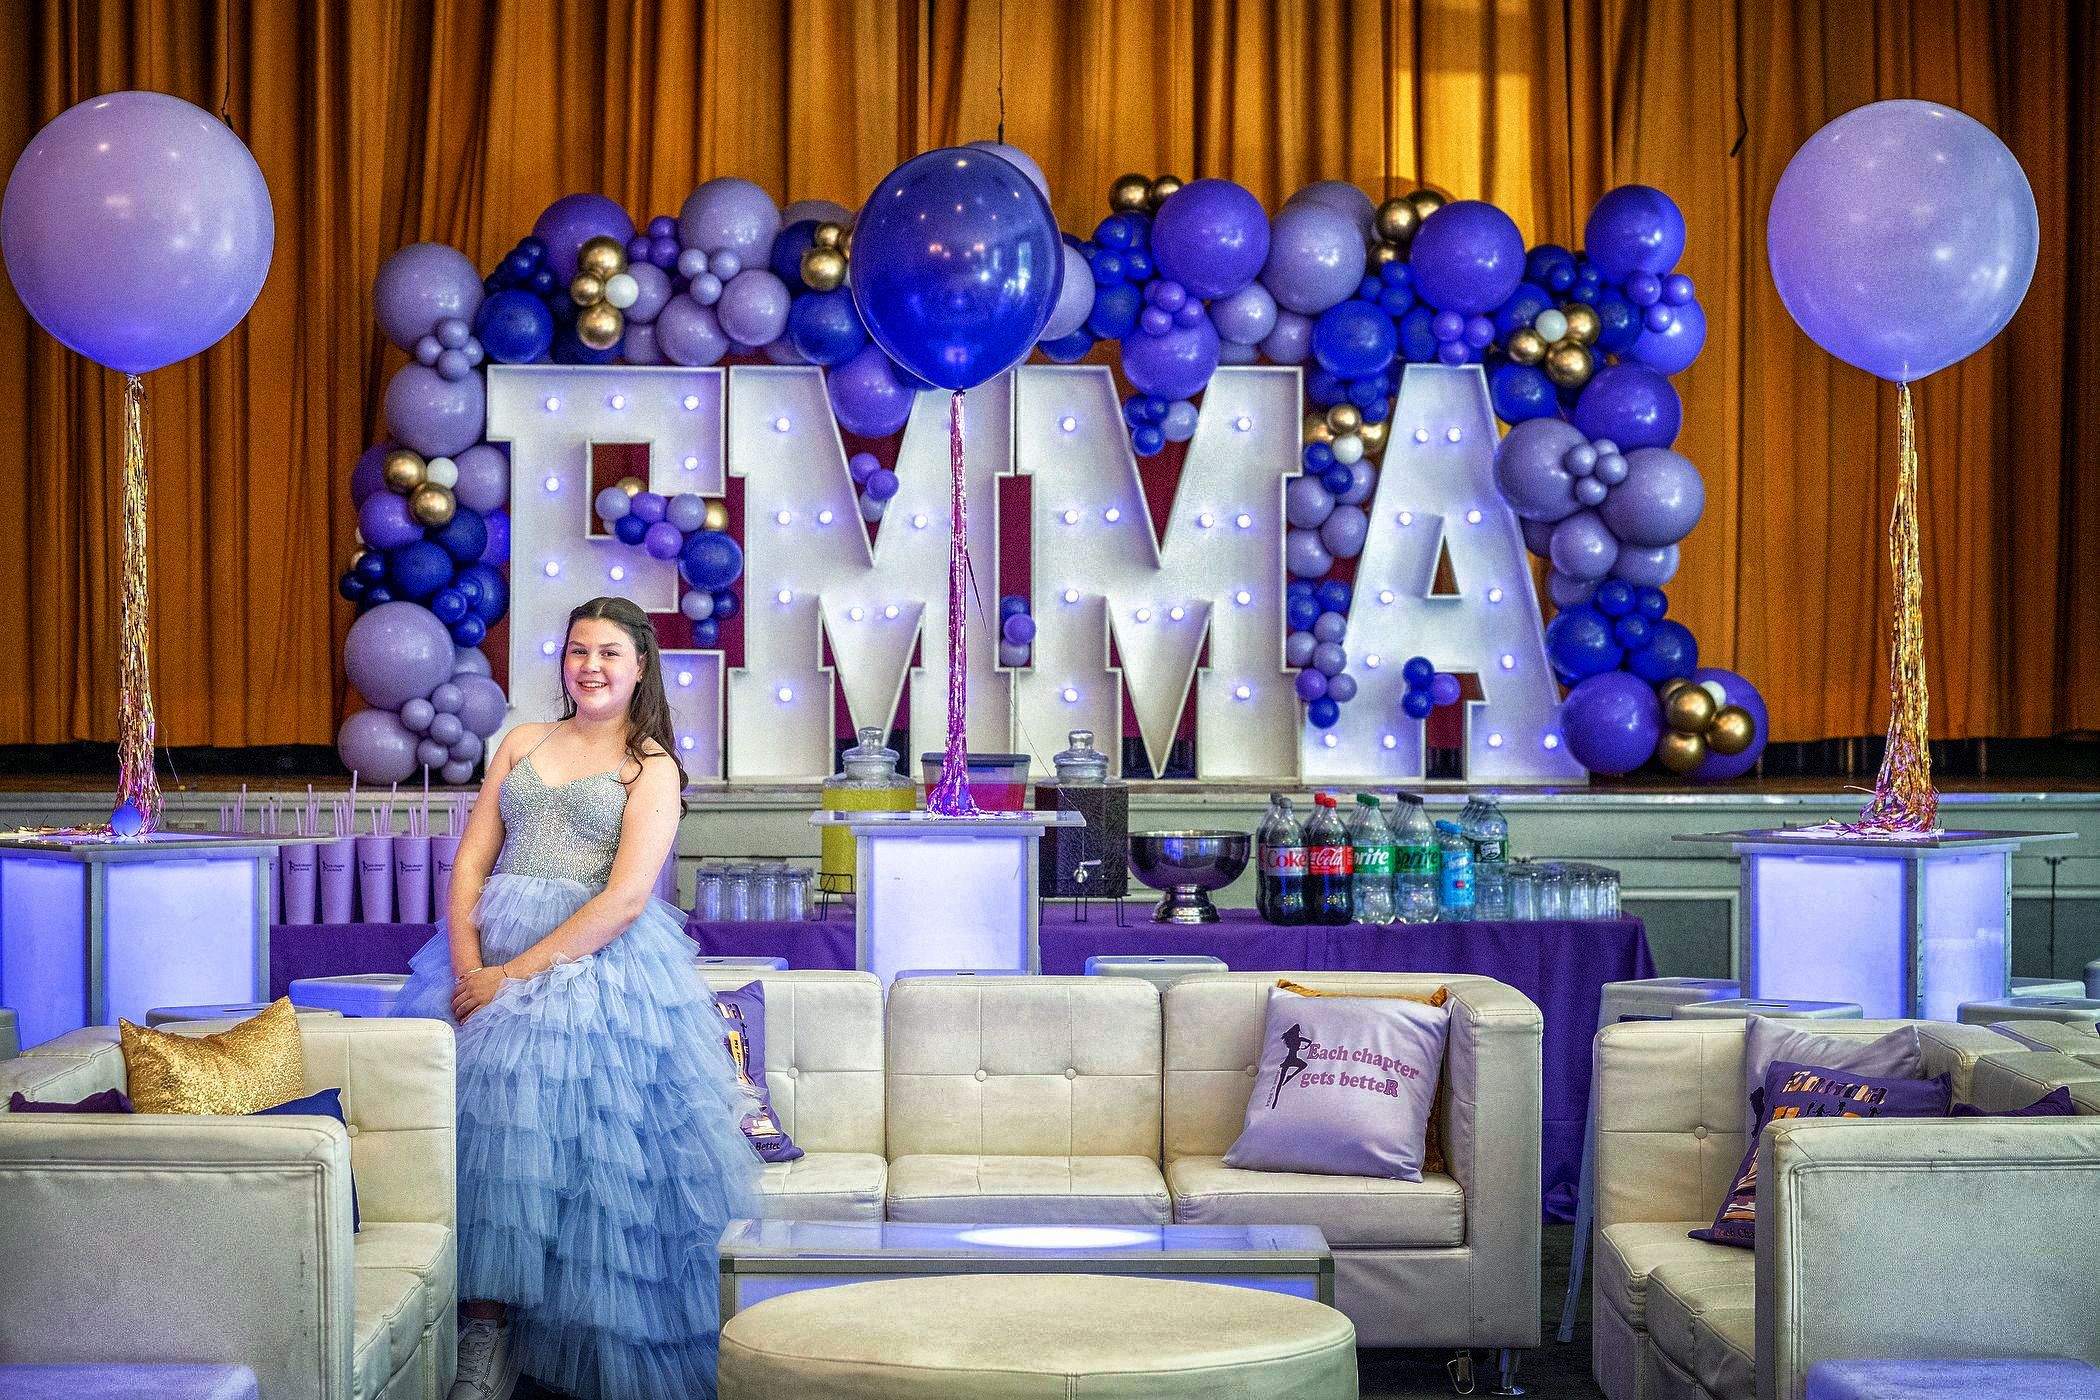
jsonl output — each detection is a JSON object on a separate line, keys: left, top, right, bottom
{"left": 1270, "top": 1023, "right": 1311, "bottom": 1108}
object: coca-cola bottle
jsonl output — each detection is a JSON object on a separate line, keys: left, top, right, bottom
{"left": 1305, "top": 792, "right": 1354, "bottom": 925}
{"left": 1255, "top": 793, "right": 1308, "bottom": 925}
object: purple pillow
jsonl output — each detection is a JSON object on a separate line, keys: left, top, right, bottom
{"left": 1953, "top": 1088, "right": 2076, "bottom": 1117}
{"left": 1223, "top": 987, "right": 1448, "bottom": 1180}
{"left": 255, "top": 1087, "right": 359, "bottom": 1230}
{"left": 8, "top": 1088, "right": 134, "bottom": 1113}
{"left": 711, "top": 981, "right": 803, "bottom": 1164}
{"left": 1692, "top": 1060, "right": 1952, "bottom": 1249}
{"left": 1740, "top": 1019, "right": 1921, "bottom": 1134}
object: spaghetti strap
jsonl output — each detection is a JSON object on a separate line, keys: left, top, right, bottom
{"left": 522, "top": 720, "right": 564, "bottom": 760}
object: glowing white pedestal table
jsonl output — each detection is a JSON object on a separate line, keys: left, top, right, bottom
{"left": 0, "top": 833, "right": 298, "bottom": 1050}
{"left": 1678, "top": 827, "right": 2073, "bottom": 1021}
{"left": 810, "top": 810, "right": 1084, "bottom": 985}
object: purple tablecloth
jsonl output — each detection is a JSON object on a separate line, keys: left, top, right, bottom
{"left": 270, "top": 906, "right": 1652, "bottom": 1220}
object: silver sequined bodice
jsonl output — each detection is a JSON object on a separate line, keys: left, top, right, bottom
{"left": 493, "top": 754, "right": 626, "bottom": 887}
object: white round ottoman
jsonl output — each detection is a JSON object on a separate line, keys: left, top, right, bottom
{"left": 719, "top": 1274, "right": 1358, "bottom": 1399}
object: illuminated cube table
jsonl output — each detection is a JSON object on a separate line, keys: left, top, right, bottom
{"left": 716, "top": 1218, "right": 1333, "bottom": 1318}
{"left": 1678, "top": 828, "right": 2072, "bottom": 1021}
{"left": 810, "top": 810, "right": 1083, "bottom": 986}
{"left": 0, "top": 833, "right": 302, "bottom": 1051}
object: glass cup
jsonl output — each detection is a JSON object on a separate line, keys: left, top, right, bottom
{"left": 1537, "top": 863, "right": 1569, "bottom": 921}
{"left": 1506, "top": 861, "right": 1537, "bottom": 921}
{"left": 1599, "top": 866, "right": 1622, "bottom": 920}
{"left": 754, "top": 865, "right": 784, "bottom": 922}
{"left": 692, "top": 868, "right": 722, "bottom": 923}
{"left": 721, "top": 865, "right": 754, "bottom": 922}
{"left": 784, "top": 868, "right": 814, "bottom": 921}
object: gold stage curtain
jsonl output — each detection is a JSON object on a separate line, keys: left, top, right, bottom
{"left": 0, "top": 0, "right": 2091, "bottom": 747}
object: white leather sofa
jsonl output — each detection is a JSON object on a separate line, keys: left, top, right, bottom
{"left": 0, "top": 1016, "right": 456, "bottom": 1400}
{"left": 1589, "top": 1016, "right": 2026, "bottom": 1400}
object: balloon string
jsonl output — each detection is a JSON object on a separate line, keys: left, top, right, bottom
{"left": 1850, "top": 381, "right": 1937, "bottom": 835}
{"left": 117, "top": 373, "right": 163, "bottom": 832}
{"left": 926, "top": 389, "right": 979, "bottom": 817}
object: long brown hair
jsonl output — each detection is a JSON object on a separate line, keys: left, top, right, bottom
{"left": 559, "top": 596, "right": 689, "bottom": 804}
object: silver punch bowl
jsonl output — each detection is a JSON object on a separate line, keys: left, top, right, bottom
{"left": 1126, "top": 830, "right": 1251, "bottom": 924}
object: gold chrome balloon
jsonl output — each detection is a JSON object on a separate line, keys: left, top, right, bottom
{"left": 569, "top": 272, "right": 606, "bottom": 307}
{"left": 1108, "top": 174, "right": 1152, "bottom": 213}
{"left": 702, "top": 499, "right": 729, "bottom": 532}
{"left": 1368, "top": 242, "right": 1405, "bottom": 270}
{"left": 839, "top": 223, "right": 853, "bottom": 258}
{"left": 1665, "top": 684, "right": 1718, "bottom": 735}
{"left": 616, "top": 475, "right": 645, "bottom": 497}
{"left": 1303, "top": 413, "right": 1335, "bottom": 446}
{"left": 1374, "top": 198, "right": 1419, "bottom": 245}
{"left": 409, "top": 482, "right": 456, "bottom": 527}
{"left": 1325, "top": 403, "right": 1362, "bottom": 436}
{"left": 1505, "top": 328, "right": 1548, "bottom": 366}
{"left": 1658, "top": 677, "right": 1692, "bottom": 703}
{"left": 801, "top": 246, "right": 847, "bottom": 293}
{"left": 1544, "top": 342, "right": 1594, "bottom": 389}
{"left": 1148, "top": 175, "right": 1183, "bottom": 210}
{"left": 812, "top": 222, "right": 844, "bottom": 250}
{"left": 1358, "top": 419, "right": 1389, "bottom": 454}
{"left": 1406, "top": 189, "right": 1446, "bottom": 221}
{"left": 578, "top": 235, "right": 626, "bottom": 280}
{"left": 1708, "top": 706, "right": 1756, "bottom": 756}
{"left": 1656, "top": 730, "right": 1707, "bottom": 775}
{"left": 1562, "top": 303, "right": 1601, "bottom": 347}
{"left": 576, "top": 303, "right": 623, "bottom": 350}
{"left": 382, "top": 449, "right": 427, "bottom": 495}
{"left": 349, "top": 547, "right": 369, "bottom": 570}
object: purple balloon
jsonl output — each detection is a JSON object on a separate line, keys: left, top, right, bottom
{"left": 622, "top": 322, "right": 663, "bottom": 364}
{"left": 383, "top": 363, "right": 485, "bottom": 459}
{"left": 448, "top": 731, "right": 482, "bottom": 763}
{"left": 1, "top": 91, "right": 273, "bottom": 374}
{"left": 623, "top": 262, "right": 673, "bottom": 325}
{"left": 1521, "top": 516, "right": 1556, "bottom": 558}
{"left": 451, "top": 443, "right": 508, "bottom": 515}
{"left": 1613, "top": 542, "right": 1680, "bottom": 587}
{"left": 1768, "top": 100, "right": 2037, "bottom": 383}
{"left": 1285, "top": 475, "right": 1336, "bottom": 529}
{"left": 1428, "top": 672, "right": 1461, "bottom": 707}
{"left": 1583, "top": 185, "right": 1687, "bottom": 282}
{"left": 1285, "top": 630, "right": 1317, "bottom": 668}
{"left": 1685, "top": 667, "right": 1769, "bottom": 782}
{"left": 679, "top": 177, "right": 780, "bottom": 266}
{"left": 666, "top": 493, "right": 708, "bottom": 532}
{"left": 1286, "top": 527, "right": 1334, "bottom": 579}
{"left": 358, "top": 490, "right": 422, "bottom": 551}
{"left": 963, "top": 141, "right": 1051, "bottom": 200}
{"left": 1120, "top": 317, "right": 1220, "bottom": 401}
{"left": 1041, "top": 244, "right": 1096, "bottom": 342}
{"left": 644, "top": 521, "right": 684, "bottom": 560}
{"left": 1336, "top": 460, "right": 1376, "bottom": 507}
{"left": 350, "top": 441, "right": 392, "bottom": 508}
{"left": 1549, "top": 509, "right": 1620, "bottom": 581}
{"left": 1628, "top": 296, "right": 1706, "bottom": 376}
{"left": 828, "top": 343, "right": 916, "bottom": 437}
{"left": 1150, "top": 179, "right": 1270, "bottom": 300}
{"left": 344, "top": 601, "right": 456, "bottom": 709}
{"left": 1312, "top": 610, "right": 1348, "bottom": 644}
{"left": 1601, "top": 446, "right": 1705, "bottom": 547}
{"left": 532, "top": 193, "right": 634, "bottom": 285}
{"left": 451, "top": 673, "right": 509, "bottom": 739}
{"left": 1319, "top": 504, "right": 1369, "bottom": 559}
{"left": 480, "top": 507, "right": 509, "bottom": 564}
{"left": 337, "top": 708, "right": 421, "bottom": 784}
{"left": 1546, "top": 569, "right": 1598, "bottom": 608}
{"left": 1259, "top": 309, "right": 1314, "bottom": 364}
{"left": 1407, "top": 201, "right": 1526, "bottom": 314}
{"left": 1493, "top": 416, "right": 1587, "bottom": 521}
{"left": 1002, "top": 613, "right": 1037, "bottom": 645}
{"left": 717, "top": 268, "right": 791, "bottom": 347}
{"left": 1209, "top": 281, "right": 1278, "bottom": 346}
{"left": 1217, "top": 340, "right": 1258, "bottom": 365}
{"left": 416, "top": 737, "right": 450, "bottom": 770}
{"left": 654, "top": 298, "right": 729, "bottom": 367}
{"left": 372, "top": 244, "right": 483, "bottom": 354}
{"left": 1326, "top": 673, "right": 1358, "bottom": 703}
{"left": 1295, "top": 668, "right": 1329, "bottom": 702}
{"left": 1560, "top": 671, "right": 1664, "bottom": 776}
{"left": 1573, "top": 363, "right": 1681, "bottom": 451}
{"left": 452, "top": 646, "right": 491, "bottom": 677}
{"left": 1312, "top": 642, "right": 1347, "bottom": 677}
{"left": 1259, "top": 202, "right": 1365, "bottom": 315}
{"left": 1284, "top": 181, "right": 1376, "bottom": 239}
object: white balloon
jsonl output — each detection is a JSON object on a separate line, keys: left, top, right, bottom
{"left": 1534, "top": 309, "right": 1569, "bottom": 344}
{"left": 423, "top": 456, "right": 458, "bottom": 488}
{"left": 603, "top": 272, "right": 640, "bottom": 310}
{"left": 1701, "top": 680, "right": 1728, "bottom": 708}
{"left": 1331, "top": 433, "right": 1364, "bottom": 465}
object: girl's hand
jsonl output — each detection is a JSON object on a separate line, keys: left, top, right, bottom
{"left": 452, "top": 965, "right": 512, "bottom": 1022}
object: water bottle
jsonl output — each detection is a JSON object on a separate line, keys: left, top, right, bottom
{"left": 1436, "top": 820, "right": 1475, "bottom": 921}
{"left": 1256, "top": 794, "right": 1309, "bottom": 926}
{"left": 1348, "top": 794, "right": 1396, "bottom": 925}
{"left": 1390, "top": 793, "right": 1441, "bottom": 924}
{"left": 1471, "top": 794, "right": 1509, "bottom": 920}
{"left": 1305, "top": 793, "right": 1354, "bottom": 926}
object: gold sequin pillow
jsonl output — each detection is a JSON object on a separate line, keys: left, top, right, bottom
{"left": 119, "top": 997, "right": 307, "bottom": 1114}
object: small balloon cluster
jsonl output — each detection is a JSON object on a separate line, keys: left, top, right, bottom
{"left": 1654, "top": 676, "right": 1758, "bottom": 776}
{"left": 1559, "top": 666, "right": 1768, "bottom": 784}
{"left": 997, "top": 595, "right": 1036, "bottom": 666}
{"left": 847, "top": 451, "right": 901, "bottom": 522}
{"left": 343, "top": 441, "right": 511, "bottom": 649}
{"left": 337, "top": 608, "right": 509, "bottom": 786}
{"left": 1545, "top": 578, "right": 1694, "bottom": 686}
{"left": 565, "top": 235, "right": 642, "bottom": 351}
{"left": 1284, "top": 578, "right": 1357, "bottom": 729}
{"left": 1399, "top": 656, "right": 1462, "bottom": 721}
{"left": 592, "top": 480, "right": 743, "bottom": 648}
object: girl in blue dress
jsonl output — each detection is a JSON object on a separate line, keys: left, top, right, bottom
{"left": 394, "top": 595, "right": 761, "bottom": 1400}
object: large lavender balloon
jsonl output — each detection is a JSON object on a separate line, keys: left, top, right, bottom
{"left": 1259, "top": 201, "right": 1364, "bottom": 315}
{"left": 654, "top": 298, "right": 729, "bottom": 367}
{"left": 828, "top": 343, "right": 916, "bottom": 437}
{"left": 344, "top": 602, "right": 456, "bottom": 709}
{"left": 1284, "top": 181, "right": 1376, "bottom": 239}
{"left": 680, "top": 178, "right": 780, "bottom": 265}
{"left": 2, "top": 91, "right": 273, "bottom": 373}
{"left": 384, "top": 363, "right": 485, "bottom": 459}
{"left": 1549, "top": 509, "right": 1619, "bottom": 581}
{"left": 372, "top": 244, "right": 483, "bottom": 353}
{"left": 1040, "top": 244, "right": 1096, "bottom": 342}
{"left": 1601, "top": 447, "right": 1705, "bottom": 547}
{"left": 337, "top": 708, "right": 421, "bottom": 783}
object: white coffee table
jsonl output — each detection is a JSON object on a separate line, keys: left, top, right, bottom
{"left": 717, "top": 1218, "right": 1333, "bottom": 1318}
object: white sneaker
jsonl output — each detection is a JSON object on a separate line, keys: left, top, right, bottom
{"left": 451, "top": 1317, "right": 520, "bottom": 1400}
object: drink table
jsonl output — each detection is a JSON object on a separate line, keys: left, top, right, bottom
{"left": 1677, "top": 827, "right": 2074, "bottom": 1020}
{"left": 717, "top": 1218, "right": 1333, "bottom": 1318}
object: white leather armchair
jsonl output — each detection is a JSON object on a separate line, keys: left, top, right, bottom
{"left": 0, "top": 1017, "right": 456, "bottom": 1400}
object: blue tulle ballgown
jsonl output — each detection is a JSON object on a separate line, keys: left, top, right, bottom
{"left": 393, "top": 749, "right": 761, "bottom": 1400}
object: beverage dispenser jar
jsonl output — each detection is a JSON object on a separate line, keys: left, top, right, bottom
{"left": 1034, "top": 730, "right": 1128, "bottom": 898}
{"left": 819, "top": 727, "right": 916, "bottom": 896}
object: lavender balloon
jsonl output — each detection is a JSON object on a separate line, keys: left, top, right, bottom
{"left": 782, "top": 198, "right": 852, "bottom": 228}
{"left": 384, "top": 363, "right": 485, "bottom": 459}
{"left": 1120, "top": 317, "right": 1220, "bottom": 401}
{"left": 1312, "top": 610, "right": 1348, "bottom": 644}
{"left": 337, "top": 708, "right": 421, "bottom": 784}
{"left": 1768, "top": 100, "right": 2038, "bottom": 383}
{"left": 1335, "top": 461, "right": 1376, "bottom": 508}
{"left": 964, "top": 141, "right": 1051, "bottom": 200}
{"left": 828, "top": 344, "right": 916, "bottom": 437}
{"left": 1259, "top": 309, "right": 1314, "bottom": 364}
{"left": 1259, "top": 201, "right": 1364, "bottom": 315}
{"left": 532, "top": 193, "right": 634, "bottom": 284}
{"left": 1546, "top": 569, "right": 1598, "bottom": 608}
{"left": 451, "top": 443, "right": 508, "bottom": 514}
{"left": 1312, "top": 642, "right": 1347, "bottom": 677}
{"left": 344, "top": 602, "right": 456, "bottom": 709}
{"left": 680, "top": 177, "right": 781, "bottom": 267}
{"left": 1549, "top": 509, "right": 1620, "bottom": 581}
{"left": 1040, "top": 244, "right": 1096, "bottom": 342}
{"left": 1218, "top": 340, "right": 1259, "bottom": 366}
{"left": 1286, "top": 528, "right": 1334, "bottom": 579}
{"left": 1601, "top": 447, "right": 1705, "bottom": 547}
{"left": 1284, "top": 181, "right": 1376, "bottom": 239}
{"left": 718, "top": 269, "right": 791, "bottom": 347}
{"left": 1285, "top": 475, "right": 1336, "bottom": 528}
{"left": 452, "top": 646, "right": 492, "bottom": 677}
{"left": 1210, "top": 281, "right": 1278, "bottom": 346}
{"left": 451, "top": 673, "right": 509, "bottom": 739}
{"left": 1160, "top": 400, "right": 1200, "bottom": 442}
{"left": 654, "top": 298, "right": 729, "bottom": 367}
{"left": 1521, "top": 516, "right": 1555, "bottom": 558}
{"left": 2, "top": 91, "right": 273, "bottom": 373}
{"left": 1320, "top": 504, "right": 1369, "bottom": 559}
{"left": 1613, "top": 543, "right": 1680, "bottom": 587}
{"left": 372, "top": 244, "right": 483, "bottom": 353}
{"left": 1285, "top": 630, "right": 1318, "bottom": 668}
{"left": 623, "top": 262, "right": 673, "bottom": 324}
{"left": 1493, "top": 416, "right": 1587, "bottom": 520}
{"left": 1295, "top": 669, "right": 1329, "bottom": 702}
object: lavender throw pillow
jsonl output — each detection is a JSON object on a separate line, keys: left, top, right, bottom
{"left": 7, "top": 1088, "right": 134, "bottom": 1114}
{"left": 1953, "top": 1088, "right": 2075, "bottom": 1117}
{"left": 711, "top": 981, "right": 803, "bottom": 1164}
{"left": 1224, "top": 986, "right": 1448, "bottom": 1181}
{"left": 1740, "top": 1019, "right": 1921, "bottom": 1133}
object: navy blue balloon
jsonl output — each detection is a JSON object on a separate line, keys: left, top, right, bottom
{"left": 354, "top": 551, "right": 389, "bottom": 585}
{"left": 1593, "top": 294, "right": 1644, "bottom": 354}
{"left": 551, "top": 324, "right": 620, "bottom": 365}
{"left": 475, "top": 290, "right": 555, "bottom": 365}
{"left": 1613, "top": 615, "right": 1652, "bottom": 649}
{"left": 1526, "top": 244, "right": 1578, "bottom": 293}
{"left": 1305, "top": 370, "right": 1343, "bottom": 406}
{"left": 1303, "top": 442, "right": 1335, "bottom": 471}
{"left": 1361, "top": 396, "right": 1390, "bottom": 423}
{"left": 1346, "top": 377, "right": 1382, "bottom": 408}
{"left": 1307, "top": 697, "right": 1342, "bottom": 729}
{"left": 1401, "top": 690, "right": 1435, "bottom": 720}
{"left": 1489, "top": 362, "right": 1557, "bottom": 423}
{"left": 430, "top": 587, "right": 470, "bottom": 626}
{"left": 450, "top": 613, "right": 486, "bottom": 647}
{"left": 614, "top": 514, "right": 649, "bottom": 545}
{"left": 1310, "top": 300, "right": 1399, "bottom": 379}
{"left": 1546, "top": 604, "right": 1624, "bottom": 682}
{"left": 1629, "top": 619, "right": 1698, "bottom": 683}
{"left": 1087, "top": 282, "right": 1141, "bottom": 340}
{"left": 1635, "top": 586, "right": 1669, "bottom": 622}
{"left": 1000, "top": 594, "right": 1029, "bottom": 619}
{"left": 680, "top": 531, "right": 744, "bottom": 591}
{"left": 1397, "top": 306, "right": 1438, "bottom": 362}
{"left": 691, "top": 618, "right": 720, "bottom": 648}
{"left": 338, "top": 572, "right": 366, "bottom": 602}
{"left": 362, "top": 586, "right": 394, "bottom": 609}
{"left": 1040, "top": 330, "right": 1095, "bottom": 362}
{"left": 1593, "top": 579, "right": 1636, "bottom": 618}
{"left": 851, "top": 147, "right": 1063, "bottom": 390}
{"left": 1287, "top": 579, "right": 1315, "bottom": 600}
{"left": 786, "top": 289, "right": 868, "bottom": 366}
{"left": 1494, "top": 283, "right": 1556, "bottom": 338}
{"left": 1321, "top": 465, "right": 1353, "bottom": 495}
{"left": 455, "top": 563, "right": 508, "bottom": 624}
{"left": 1314, "top": 579, "right": 1351, "bottom": 614}
{"left": 710, "top": 589, "right": 740, "bottom": 622}
{"left": 770, "top": 219, "right": 823, "bottom": 294}
{"left": 388, "top": 540, "right": 454, "bottom": 601}
{"left": 1401, "top": 656, "right": 1436, "bottom": 688}
{"left": 430, "top": 506, "right": 488, "bottom": 564}
{"left": 1286, "top": 595, "right": 1320, "bottom": 631}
